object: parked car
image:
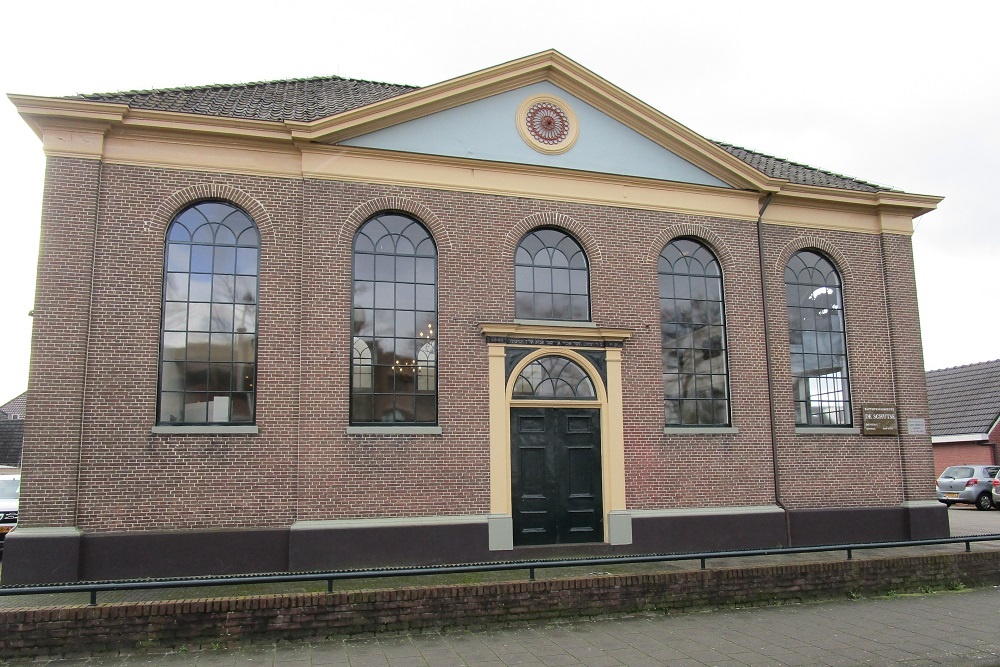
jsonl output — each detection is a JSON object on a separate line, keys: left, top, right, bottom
{"left": 936, "top": 465, "right": 999, "bottom": 510}
{"left": 0, "top": 473, "right": 19, "bottom": 551}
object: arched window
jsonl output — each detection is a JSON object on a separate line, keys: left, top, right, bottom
{"left": 514, "top": 228, "right": 590, "bottom": 321}
{"left": 351, "top": 213, "right": 437, "bottom": 424}
{"left": 659, "top": 238, "right": 729, "bottom": 426}
{"left": 512, "top": 356, "right": 596, "bottom": 399}
{"left": 785, "top": 250, "right": 851, "bottom": 426}
{"left": 159, "top": 201, "right": 259, "bottom": 424}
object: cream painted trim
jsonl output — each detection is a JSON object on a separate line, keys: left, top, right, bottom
{"left": 302, "top": 146, "right": 762, "bottom": 221}
{"left": 151, "top": 425, "right": 259, "bottom": 435}
{"left": 480, "top": 321, "right": 632, "bottom": 343}
{"left": 11, "top": 51, "right": 942, "bottom": 228}
{"left": 488, "top": 344, "right": 510, "bottom": 515}
{"left": 346, "top": 426, "right": 443, "bottom": 435}
{"left": 102, "top": 130, "right": 303, "bottom": 179}
{"left": 931, "top": 434, "right": 990, "bottom": 444}
{"left": 664, "top": 426, "right": 739, "bottom": 435}
{"left": 491, "top": 345, "right": 627, "bottom": 544}
{"left": 795, "top": 426, "right": 861, "bottom": 435}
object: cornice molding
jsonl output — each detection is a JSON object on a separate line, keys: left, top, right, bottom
{"left": 479, "top": 322, "right": 632, "bottom": 344}
{"left": 8, "top": 51, "right": 942, "bottom": 231}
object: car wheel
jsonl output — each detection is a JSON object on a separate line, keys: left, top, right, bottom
{"left": 976, "top": 493, "right": 993, "bottom": 511}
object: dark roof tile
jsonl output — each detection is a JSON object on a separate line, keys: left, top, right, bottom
{"left": 72, "top": 74, "right": 892, "bottom": 193}
{"left": 926, "top": 359, "right": 1000, "bottom": 437}
{"left": 712, "top": 142, "right": 889, "bottom": 192}
{"left": 73, "top": 76, "right": 418, "bottom": 123}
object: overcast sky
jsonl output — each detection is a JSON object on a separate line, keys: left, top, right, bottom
{"left": 1, "top": 0, "right": 997, "bottom": 404}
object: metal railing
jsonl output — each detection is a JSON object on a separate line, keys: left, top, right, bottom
{"left": 2, "top": 533, "right": 999, "bottom": 606}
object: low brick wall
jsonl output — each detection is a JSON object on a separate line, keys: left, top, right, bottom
{"left": 3, "top": 551, "right": 1000, "bottom": 658}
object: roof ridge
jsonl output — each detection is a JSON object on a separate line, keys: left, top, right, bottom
{"left": 927, "top": 359, "right": 1000, "bottom": 373}
{"left": 712, "top": 140, "right": 892, "bottom": 191}
{"left": 71, "top": 74, "right": 419, "bottom": 100}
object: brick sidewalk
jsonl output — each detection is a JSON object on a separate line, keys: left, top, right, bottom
{"left": 4, "top": 585, "right": 1000, "bottom": 666}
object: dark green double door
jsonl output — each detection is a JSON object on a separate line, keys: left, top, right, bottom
{"left": 511, "top": 407, "right": 603, "bottom": 546}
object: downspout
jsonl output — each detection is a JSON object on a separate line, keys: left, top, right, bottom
{"left": 755, "top": 193, "right": 791, "bottom": 544}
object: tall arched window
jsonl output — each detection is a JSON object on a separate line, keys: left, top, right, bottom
{"left": 351, "top": 213, "right": 437, "bottom": 424}
{"left": 514, "top": 228, "right": 590, "bottom": 321}
{"left": 659, "top": 238, "right": 729, "bottom": 426}
{"left": 159, "top": 201, "right": 260, "bottom": 424}
{"left": 785, "top": 250, "right": 851, "bottom": 426}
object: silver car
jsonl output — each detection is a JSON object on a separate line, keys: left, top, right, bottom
{"left": 0, "top": 474, "right": 19, "bottom": 551}
{"left": 936, "top": 465, "right": 999, "bottom": 510}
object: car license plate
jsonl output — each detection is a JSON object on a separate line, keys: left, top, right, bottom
{"left": 946, "top": 493, "right": 959, "bottom": 499}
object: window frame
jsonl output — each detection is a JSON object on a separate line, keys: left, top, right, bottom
{"left": 658, "top": 237, "right": 731, "bottom": 427}
{"left": 784, "top": 249, "right": 853, "bottom": 427}
{"left": 514, "top": 227, "right": 591, "bottom": 322}
{"left": 349, "top": 212, "right": 439, "bottom": 426}
{"left": 156, "top": 200, "right": 261, "bottom": 427}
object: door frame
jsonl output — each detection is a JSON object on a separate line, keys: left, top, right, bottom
{"left": 481, "top": 322, "right": 631, "bottom": 549}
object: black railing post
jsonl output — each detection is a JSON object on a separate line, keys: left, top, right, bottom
{"left": 90, "top": 590, "right": 97, "bottom": 606}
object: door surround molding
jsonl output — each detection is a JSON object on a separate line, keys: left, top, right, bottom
{"left": 480, "top": 322, "right": 631, "bottom": 549}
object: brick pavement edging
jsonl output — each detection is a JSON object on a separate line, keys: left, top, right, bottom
{"left": 2, "top": 550, "right": 999, "bottom": 659}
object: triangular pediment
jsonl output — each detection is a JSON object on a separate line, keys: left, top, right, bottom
{"left": 288, "top": 51, "right": 770, "bottom": 191}
{"left": 337, "top": 81, "right": 730, "bottom": 188}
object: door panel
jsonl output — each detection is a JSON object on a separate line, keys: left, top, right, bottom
{"left": 511, "top": 407, "right": 602, "bottom": 546}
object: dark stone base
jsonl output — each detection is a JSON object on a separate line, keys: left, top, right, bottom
{"left": 289, "top": 521, "right": 493, "bottom": 571}
{"left": 1, "top": 529, "right": 82, "bottom": 585}
{"left": 787, "top": 504, "right": 949, "bottom": 546}
{"left": 0, "top": 504, "right": 951, "bottom": 584}
{"left": 631, "top": 511, "right": 788, "bottom": 553}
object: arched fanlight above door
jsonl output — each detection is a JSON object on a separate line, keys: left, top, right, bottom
{"left": 512, "top": 356, "right": 596, "bottom": 399}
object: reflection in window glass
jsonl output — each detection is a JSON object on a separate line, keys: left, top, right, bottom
{"left": 514, "top": 228, "right": 590, "bottom": 321}
{"left": 159, "top": 201, "right": 259, "bottom": 424}
{"left": 785, "top": 250, "right": 851, "bottom": 426}
{"left": 512, "top": 356, "right": 596, "bottom": 399}
{"left": 659, "top": 239, "right": 730, "bottom": 426}
{"left": 351, "top": 213, "right": 437, "bottom": 424}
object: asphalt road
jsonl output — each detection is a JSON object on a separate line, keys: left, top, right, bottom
{"left": 945, "top": 503, "right": 1000, "bottom": 536}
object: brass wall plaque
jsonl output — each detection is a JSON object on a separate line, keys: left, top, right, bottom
{"left": 862, "top": 404, "right": 898, "bottom": 435}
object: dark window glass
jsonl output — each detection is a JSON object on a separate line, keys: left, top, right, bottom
{"left": 514, "top": 228, "right": 590, "bottom": 321}
{"left": 512, "top": 356, "right": 596, "bottom": 399}
{"left": 351, "top": 213, "right": 437, "bottom": 424}
{"left": 159, "top": 202, "right": 259, "bottom": 424}
{"left": 785, "top": 250, "right": 851, "bottom": 426}
{"left": 659, "top": 239, "right": 730, "bottom": 426}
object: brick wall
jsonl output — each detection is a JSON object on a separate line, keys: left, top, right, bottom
{"left": 2, "top": 551, "right": 999, "bottom": 659}
{"left": 19, "top": 160, "right": 936, "bottom": 536}
{"left": 933, "top": 442, "right": 996, "bottom": 474}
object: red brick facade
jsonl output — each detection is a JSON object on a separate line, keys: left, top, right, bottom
{"left": 6, "top": 55, "right": 946, "bottom": 582}
{"left": 5, "top": 154, "right": 945, "bottom": 583}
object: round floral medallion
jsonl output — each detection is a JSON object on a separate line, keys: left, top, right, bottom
{"left": 516, "top": 94, "right": 579, "bottom": 155}
{"left": 526, "top": 101, "right": 570, "bottom": 145}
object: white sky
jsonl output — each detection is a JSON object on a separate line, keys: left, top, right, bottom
{"left": 1, "top": 0, "right": 997, "bottom": 404}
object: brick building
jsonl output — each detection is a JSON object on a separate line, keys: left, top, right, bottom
{"left": 5, "top": 51, "right": 946, "bottom": 584}
{"left": 927, "top": 359, "right": 1000, "bottom": 473}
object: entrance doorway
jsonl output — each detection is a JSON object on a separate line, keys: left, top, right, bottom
{"left": 511, "top": 407, "right": 603, "bottom": 545}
